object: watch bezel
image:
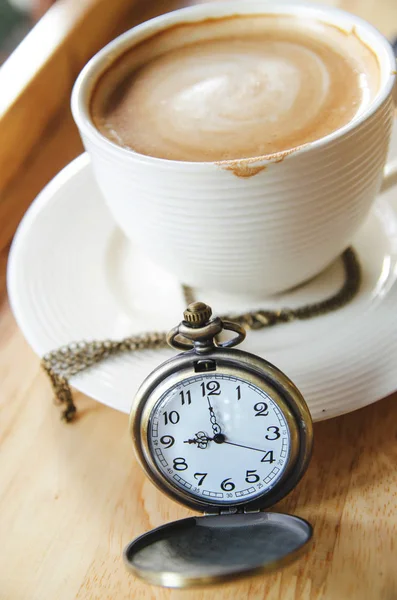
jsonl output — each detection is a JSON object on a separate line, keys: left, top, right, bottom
{"left": 130, "top": 348, "right": 313, "bottom": 513}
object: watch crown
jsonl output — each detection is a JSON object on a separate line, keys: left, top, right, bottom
{"left": 183, "top": 302, "right": 212, "bottom": 327}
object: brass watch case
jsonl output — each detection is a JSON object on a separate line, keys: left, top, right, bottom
{"left": 130, "top": 346, "right": 313, "bottom": 513}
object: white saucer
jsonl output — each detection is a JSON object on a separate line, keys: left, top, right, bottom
{"left": 8, "top": 153, "right": 397, "bottom": 422}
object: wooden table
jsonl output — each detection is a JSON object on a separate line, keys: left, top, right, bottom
{"left": 1, "top": 1, "right": 397, "bottom": 598}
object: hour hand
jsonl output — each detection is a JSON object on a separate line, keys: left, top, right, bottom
{"left": 183, "top": 431, "right": 211, "bottom": 449}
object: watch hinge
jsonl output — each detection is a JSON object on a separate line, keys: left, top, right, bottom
{"left": 204, "top": 507, "right": 260, "bottom": 516}
{"left": 204, "top": 507, "right": 239, "bottom": 516}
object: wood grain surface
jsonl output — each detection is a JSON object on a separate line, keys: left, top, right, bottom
{"left": 1, "top": 1, "right": 397, "bottom": 599}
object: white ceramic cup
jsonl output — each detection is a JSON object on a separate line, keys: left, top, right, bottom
{"left": 72, "top": 1, "right": 397, "bottom": 296}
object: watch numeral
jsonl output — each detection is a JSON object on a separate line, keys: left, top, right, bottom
{"left": 201, "top": 381, "right": 221, "bottom": 396}
{"left": 265, "top": 426, "right": 280, "bottom": 440}
{"left": 254, "top": 402, "right": 269, "bottom": 416}
{"left": 220, "top": 478, "right": 235, "bottom": 491}
{"left": 179, "top": 390, "right": 191, "bottom": 406}
{"left": 163, "top": 410, "right": 180, "bottom": 425}
{"left": 261, "top": 451, "right": 275, "bottom": 463}
{"left": 194, "top": 472, "right": 208, "bottom": 486}
{"left": 245, "top": 469, "right": 260, "bottom": 483}
{"left": 173, "top": 457, "right": 188, "bottom": 471}
{"left": 160, "top": 435, "right": 175, "bottom": 449}
{"left": 236, "top": 385, "right": 241, "bottom": 401}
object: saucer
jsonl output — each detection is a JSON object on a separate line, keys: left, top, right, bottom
{"left": 7, "top": 153, "right": 397, "bottom": 422}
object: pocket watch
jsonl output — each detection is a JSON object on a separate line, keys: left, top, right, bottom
{"left": 124, "top": 302, "right": 313, "bottom": 588}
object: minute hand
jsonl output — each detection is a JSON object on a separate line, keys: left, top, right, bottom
{"left": 207, "top": 397, "right": 222, "bottom": 435}
{"left": 222, "top": 440, "right": 269, "bottom": 453}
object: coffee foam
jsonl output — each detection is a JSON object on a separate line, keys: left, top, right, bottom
{"left": 91, "top": 15, "right": 380, "bottom": 162}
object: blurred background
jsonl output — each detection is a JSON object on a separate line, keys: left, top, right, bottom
{"left": 0, "top": 0, "right": 31, "bottom": 64}
{"left": 1, "top": 0, "right": 397, "bottom": 65}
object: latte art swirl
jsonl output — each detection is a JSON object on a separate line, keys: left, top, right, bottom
{"left": 130, "top": 42, "right": 332, "bottom": 159}
{"left": 167, "top": 52, "right": 308, "bottom": 127}
{"left": 92, "top": 15, "right": 379, "bottom": 161}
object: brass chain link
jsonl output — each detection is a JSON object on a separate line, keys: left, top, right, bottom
{"left": 41, "top": 247, "right": 360, "bottom": 423}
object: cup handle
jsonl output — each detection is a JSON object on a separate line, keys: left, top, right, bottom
{"left": 381, "top": 156, "right": 397, "bottom": 193}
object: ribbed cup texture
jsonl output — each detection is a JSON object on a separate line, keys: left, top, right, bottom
{"left": 84, "top": 96, "right": 394, "bottom": 295}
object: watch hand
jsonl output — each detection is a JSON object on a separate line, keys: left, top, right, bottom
{"left": 183, "top": 431, "right": 225, "bottom": 448}
{"left": 222, "top": 440, "right": 269, "bottom": 453}
{"left": 207, "top": 397, "right": 222, "bottom": 435}
{"left": 183, "top": 431, "right": 210, "bottom": 449}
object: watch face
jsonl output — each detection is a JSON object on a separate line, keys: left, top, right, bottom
{"left": 147, "top": 373, "right": 292, "bottom": 505}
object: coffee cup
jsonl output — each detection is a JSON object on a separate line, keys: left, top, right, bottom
{"left": 71, "top": 1, "right": 397, "bottom": 296}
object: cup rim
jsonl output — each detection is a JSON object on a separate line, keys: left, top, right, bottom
{"left": 71, "top": 0, "right": 396, "bottom": 168}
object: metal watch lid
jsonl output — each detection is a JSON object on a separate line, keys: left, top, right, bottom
{"left": 124, "top": 512, "right": 313, "bottom": 588}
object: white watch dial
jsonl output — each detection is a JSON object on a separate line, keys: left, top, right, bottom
{"left": 148, "top": 373, "right": 291, "bottom": 505}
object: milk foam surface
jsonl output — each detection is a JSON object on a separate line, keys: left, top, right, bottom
{"left": 91, "top": 15, "right": 380, "bottom": 161}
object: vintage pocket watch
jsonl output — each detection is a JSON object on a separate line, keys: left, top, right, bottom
{"left": 124, "top": 302, "right": 313, "bottom": 588}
